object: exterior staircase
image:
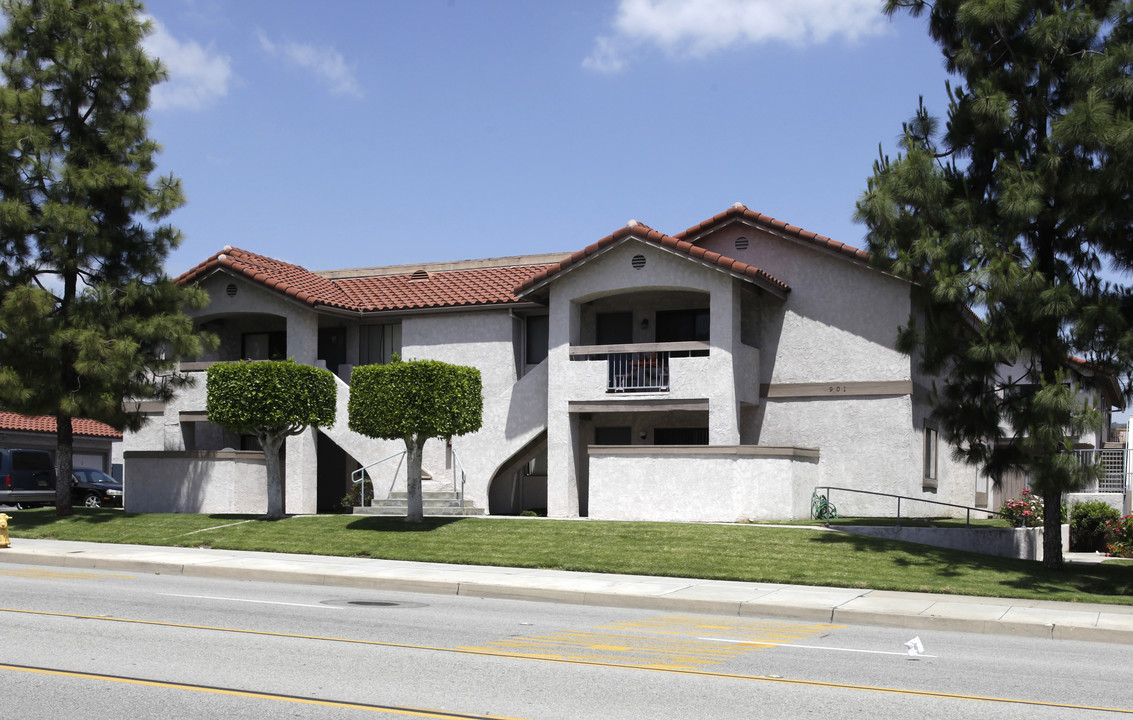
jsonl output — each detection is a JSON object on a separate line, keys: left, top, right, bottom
{"left": 353, "top": 490, "right": 485, "bottom": 517}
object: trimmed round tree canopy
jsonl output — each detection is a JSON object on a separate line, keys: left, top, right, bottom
{"left": 348, "top": 358, "right": 483, "bottom": 440}
{"left": 206, "top": 359, "right": 336, "bottom": 434}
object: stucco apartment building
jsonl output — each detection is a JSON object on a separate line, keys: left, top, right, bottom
{"left": 121, "top": 203, "right": 1121, "bottom": 520}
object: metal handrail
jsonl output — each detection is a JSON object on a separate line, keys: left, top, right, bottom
{"left": 350, "top": 450, "right": 407, "bottom": 508}
{"left": 811, "top": 486, "right": 1014, "bottom": 528}
{"left": 451, "top": 444, "right": 468, "bottom": 506}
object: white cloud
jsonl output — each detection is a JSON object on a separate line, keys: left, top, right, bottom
{"left": 258, "top": 32, "right": 362, "bottom": 98}
{"left": 585, "top": 0, "right": 888, "bottom": 73}
{"left": 142, "top": 17, "right": 232, "bottom": 110}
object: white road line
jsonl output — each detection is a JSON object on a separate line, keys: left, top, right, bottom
{"left": 700, "top": 637, "right": 936, "bottom": 658}
{"left": 159, "top": 593, "right": 341, "bottom": 609}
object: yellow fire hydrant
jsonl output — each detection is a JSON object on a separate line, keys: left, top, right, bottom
{"left": 0, "top": 513, "right": 9, "bottom": 549}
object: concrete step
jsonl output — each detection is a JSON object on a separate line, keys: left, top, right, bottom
{"left": 385, "top": 491, "right": 462, "bottom": 500}
{"left": 354, "top": 490, "right": 486, "bottom": 517}
{"left": 353, "top": 505, "right": 486, "bottom": 517}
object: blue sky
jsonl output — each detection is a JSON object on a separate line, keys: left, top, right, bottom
{"left": 140, "top": 0, "right": 953, "bottom": 276}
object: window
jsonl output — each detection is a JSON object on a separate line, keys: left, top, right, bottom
{"left": 656, "top": 309, "right": 709, "bottom": 343}
{"left": 594, "top": 426, "right": 632, "bottom": 445}
{"left": 525, "top": 315, "right": 549, "bottom": 365}
{"left": 242, "top": 331, "right": 286, "bottom": 360}
{"left": 596, "top": 312, "right": 633, "bottom": 345}
{"left": 654, "top": 427, "right": 709, "bottom": 445}
{"left": 923, "top": 425, "right": 938, "bottom": 489}
{"left": 359, "top": 323, "right": 402, "bottom": 365}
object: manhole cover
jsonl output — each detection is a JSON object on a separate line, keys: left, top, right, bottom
{"left": 320, "top": 599, "right": 427, "bottom": 609}
{"left": 347, "top": 601, "right": 399, "bottom": 607}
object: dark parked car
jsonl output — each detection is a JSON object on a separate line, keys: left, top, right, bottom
{"left": 0, "top": 448, "right": 56, "bottom": 508}
{"left": 72, "top": 468, "right": 123, "bottom": 508}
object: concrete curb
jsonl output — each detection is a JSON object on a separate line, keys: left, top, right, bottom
{"left": 2, "top": 540, "right": 1132, "bottom": 645}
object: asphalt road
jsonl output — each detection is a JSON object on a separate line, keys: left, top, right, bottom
{"left": 1, "top": 561, "right": 1129, "bottom": 719}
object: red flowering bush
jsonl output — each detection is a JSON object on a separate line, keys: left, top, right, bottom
{"left": 999, "top": 489, "right": 1044, "bottom": 528}
{"left": 1103, "top": 515, "right": 1133, "bottom": 558}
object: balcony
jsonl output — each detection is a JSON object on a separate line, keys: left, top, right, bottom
{"left": 569, "top": 342, "right": 709, "bottom": 394}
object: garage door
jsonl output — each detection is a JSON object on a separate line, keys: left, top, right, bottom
{"left": 73, "top": 453, "right": 105, "bottom": 472}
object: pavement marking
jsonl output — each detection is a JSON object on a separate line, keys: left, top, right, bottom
{"left": 0, "top": 662, "right": 527, "bottom": 719}
{"left": 458, "top": 615, "right": 846, "bottom": 669}
{"left": 159, "top": 593, "right": 343, "bottom": 609}
{"left": 700, "top": 636, "right": 938, "bottom": 658}
{"left": 0, "top": 568, "right": 133, "bottom": 581}
{"left": 3, "top": 607, "right": 1130, "bottom": 713}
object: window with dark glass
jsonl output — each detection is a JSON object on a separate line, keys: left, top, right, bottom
{"left": 596, "top": 312, "right": 633, "bottom": 345}
{"left": 359, "top": 323, "right": 402, "bottom": 365}
{"left": 656, "top": 309, "right": 709, "bottom": 343}
{"left": 242, "top": 331, "right": 286, "bottom": 360}
{"left": 525, "top": 315, "right": 549, "bottom": 365}
{"left": 653, "top": 427, "right": 709, "bottom": 445}
{"left": 593, "top": 426, "right": 632, "bottom": 445}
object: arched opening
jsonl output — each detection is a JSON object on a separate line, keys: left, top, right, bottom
{"left": 488, "top": 432, "right": 547, "bottom": 516}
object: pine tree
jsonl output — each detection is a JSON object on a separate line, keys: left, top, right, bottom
{"left": 857, "top": 0, "right": 1133, "bottom": 569}
{"left": 0, "top": 0, "right": 211, "bottom": 515}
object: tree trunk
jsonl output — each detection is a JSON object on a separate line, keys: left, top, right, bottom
{"left": 1042, "top": 489, "right": 1063, "bottom": 570}
{"left": 262, "top": 435, "right": 285, "bottom": 518}
{"left": 405, "top": 436, "right": 425, "bottom": 523}
{"left": 55, "top": 412, "right": 74, "bottom": 517}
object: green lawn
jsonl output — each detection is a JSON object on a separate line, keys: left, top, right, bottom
{"left": 5, "top": 509, "right": 1132, "bottom": 606}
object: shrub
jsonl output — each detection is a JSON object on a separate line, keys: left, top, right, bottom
{"left": 1104, "top": 515, "right": 1133, "bottom": 558}
{"left": 340, "top": 478, "right": 374, "bottom": 509}
{"left": 1070, "top": 500, "right": 1121, "bottom": 552}
{"left": 999, "top": 489, "right": 1044, "bottom": 528}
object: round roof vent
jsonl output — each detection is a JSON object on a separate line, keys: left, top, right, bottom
{"left": 631, "top": 255, "right": 646, "bottom": 269}
{"left": 735, "top": 236, "right": 750, "bottom": 251}
{"left": 226, "top": 283, "right": 238, "bottom": 297}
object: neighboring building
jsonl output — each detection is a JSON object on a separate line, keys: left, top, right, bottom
{"left": 120, "top": 203, "right": 1123, "bottom": 519}
{"left": 0, "top": 412, "right": 122, "bottom": 475}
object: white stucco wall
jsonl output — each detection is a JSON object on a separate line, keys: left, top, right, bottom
{"left": 123, "top": 450, "right": 267, "bottom": 514}
{"left": 696, "top": 223, "right": 911, "bottom": 385}
{"left": 385, "top": 309, "right": 548, "bottom": 508}
{"left": 588, "top": 446, "right": 819, "bottom": 521}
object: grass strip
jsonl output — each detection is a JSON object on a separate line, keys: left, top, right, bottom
{"left": 5, "top": 509, "right": 1131, "bottom": 605}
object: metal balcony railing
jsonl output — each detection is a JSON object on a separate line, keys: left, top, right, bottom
{"left": 607, "top": 352, "right": 669, "bottom": 392}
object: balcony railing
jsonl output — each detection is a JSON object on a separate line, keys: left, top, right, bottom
{"left": 569, "top": 341, "right": 708, "bottom": 394}
{"left": 608, "top": 352, "right": 669, "bottom": 392}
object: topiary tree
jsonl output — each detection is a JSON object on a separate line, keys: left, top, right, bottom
{"left": 348, "top": 357, "right": 483, "bottom": 522}
{"left": 207, "top": 359, "right": 336, "bottom": 518}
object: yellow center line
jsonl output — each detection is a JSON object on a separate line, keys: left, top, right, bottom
{"left": 2, "top": 607, "right": 1129, "bottom": 714}
{"left": 0, "top": 663, "right": 526, "bottom": 719}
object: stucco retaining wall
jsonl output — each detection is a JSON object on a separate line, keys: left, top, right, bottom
{"left": 588, "top": 445, "right": 819, "bottom": 522}
{"left": 1066, "top": 492, "right": 1127, "bottom": 515}
{"left": 123, "top": 450, "right": 267, "bottom": 514}
{"left": 834, "top": 523, "right": 1071, "bottom": 562}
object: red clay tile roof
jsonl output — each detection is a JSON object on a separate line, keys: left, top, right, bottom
{"left": 514, "top": 221, "right": 790, "bottom": 297}
{"left": 676, "top": 202, "right": 870, "bottom": 263}
{"left": 178, "top": 247, "right": 556, "bottom": 312}
{"left": 0, "top": 412, "right": 122, "bottom": 439}
{"left": 337, "top": 265, "right": 556, "bottom": 311}
{"left": 178, "top": 247, "right": 357, "bottom": 310}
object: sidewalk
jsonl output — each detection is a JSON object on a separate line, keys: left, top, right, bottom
{"left": 2, "top": 538, "right": 1132, "bottom": 644}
